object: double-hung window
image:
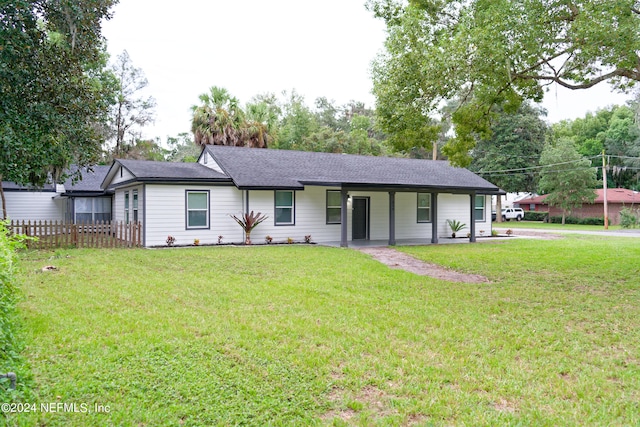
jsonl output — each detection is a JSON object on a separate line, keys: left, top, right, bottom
{"left": 186, "top": 191, "right": 209, "bottom": 229}
{"left": 326, "top": 190, "right": 341, "bottom": 224}
{"left": 124, "top": 191, "right": 130, "bottom": 224}
{"left": 133, "top": 190, "right": 139, "bottom": 222}
{"left": 75, "top": 197, "right": 112, "bottom": 223}
{"left": 417, "top": 193, "right": 431, "bottom": 223}
{"left": 275, "top": 190, "right": 295, "bottom": 225}
{"left": 475, "top": 195, "right": 486, "bottom": 221}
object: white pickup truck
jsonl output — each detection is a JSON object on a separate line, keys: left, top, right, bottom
{"left": 501, "top": 208, "right": 525, "bottom": 221}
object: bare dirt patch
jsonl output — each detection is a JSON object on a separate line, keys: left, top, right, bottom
{"left": 358, "top": 247, "right": 490, "bottom": 284}
{"left": 494, "top": 228, "right": 563, "bottom": 240}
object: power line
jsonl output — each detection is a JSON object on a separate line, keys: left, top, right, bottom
{"left": 477, "top": 156, "right": 599, "bottom": 174}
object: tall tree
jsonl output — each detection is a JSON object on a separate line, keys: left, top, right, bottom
{"left": 0, "top": 0, "right": 117, "bottom": 218}
{"left": 470, "top": 103, "right": 548, "bottom": 219}
{"left": 276, "top": 90, "right": 319, "bottom": 150}
{"left": 369, "top": 0, "right": 640, "bottom": 165}
{"left": 550, "top": 105, "right": 640, "bottom": 189}
{"left": 109, "top": 50, "right": 156, "bottom": 157}
{"left": 538, "top": 138, "right": 598, "bottom": 224}
{"left": 603, "top": 106, "right": 640, "bottom": 188}
{"left": 118, "top": 138, "right": 167, "bottom": 161}
{"left": 191, "top": 86, "right": 268, "bottom": 148}
{"left": 166, "top": 133, "right": 200, "bottom": 162}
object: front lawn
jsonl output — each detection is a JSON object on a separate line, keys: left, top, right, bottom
{"left": 493, "top": 220, "right": 622, "bottom": 231}
{"left": 9, "top": 237, "right": 640, "bottom": 426}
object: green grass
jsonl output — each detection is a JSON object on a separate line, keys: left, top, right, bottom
{"left": 493, "top": 220, "right": 623, "bottom": 231}
{"left": 7, "top": 238, "right": 640, "bottom": 426}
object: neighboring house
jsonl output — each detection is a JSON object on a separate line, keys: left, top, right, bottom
{"left": 492, "top": 192, "right": 535, "bottom": 211}
{"left": 1, "top": 166, "right": 112, "bottom": 223}
{"left": 516, "top": 188, "right": 640, "bottom": 224}
{"left": 101, "top": 146, "right": 503, "bottom": 247}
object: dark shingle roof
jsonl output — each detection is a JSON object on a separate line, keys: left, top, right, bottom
{"left": 1, "top": 181, "right": 56, "bottom": 191}
{"left": 204, "top": 146, "right": 500, "bottom": 192}
{"left": 63, "top": 166, "right": 111, "bottom": 193}
{"left": 116, "top": 159, "right": 229, "bottom": 181}
{"left": 2, "top": 165, "right": 108, "bottom": 193}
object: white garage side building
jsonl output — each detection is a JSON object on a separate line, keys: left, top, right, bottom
{"left": 101, "top": 146, "right": 503, "bottom": 248}
{"left": 1, "top": 166, "right": 113, "bottom": 223}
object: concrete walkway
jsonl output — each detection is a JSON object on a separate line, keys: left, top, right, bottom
{"left": 357, "top": 246, "right": 490, "bottom": 283}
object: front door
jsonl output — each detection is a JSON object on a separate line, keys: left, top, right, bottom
{"left": 352, "top": 197, "right": 369, "bottom": 240}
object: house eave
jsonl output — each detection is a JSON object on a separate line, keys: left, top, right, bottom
{"left": 107, "top": 177, "right": 234, "bottom": 189}
{"left": 61, "top": 191, "right": 111, "bottom": 197}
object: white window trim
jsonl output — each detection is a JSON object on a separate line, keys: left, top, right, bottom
{"left": 475, "top": 195, "right": 486, "bottom": 222}
{"left": 186, "top": 190, "right": 210, "bottom": 230}
{"left": 274, "top": 190, "right": 295, "bottom": 226}
{"left": 417, "top": 192, "right": 432, "bottom": 223}
{"left": 326, "top": 190, "right": 341, "bottom": 224}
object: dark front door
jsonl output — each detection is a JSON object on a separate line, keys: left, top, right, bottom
{"left": 352, "top": 197, "right": 369, "bottom": 240}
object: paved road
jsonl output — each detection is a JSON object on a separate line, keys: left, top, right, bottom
{"left": 493, "top": 226, "right": 640, "bottom": 238}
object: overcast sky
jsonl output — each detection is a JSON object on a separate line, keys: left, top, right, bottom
{"left": 101, "top": 0, "right": 632, "bottom": 142}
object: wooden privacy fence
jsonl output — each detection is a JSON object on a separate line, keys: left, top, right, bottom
{"left": 8, "top": 220, "right": 142, "bottom": 249}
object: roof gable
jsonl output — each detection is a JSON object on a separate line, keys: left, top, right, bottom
{"left": 101, "top": 159, "right": 231, "bottom": 189}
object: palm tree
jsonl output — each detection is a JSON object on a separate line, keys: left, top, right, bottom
{"left": 191, "top": 86, "right": 270, "bottom": 148}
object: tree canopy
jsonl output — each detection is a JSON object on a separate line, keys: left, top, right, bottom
{"left": 109, "top": 50, "right": 156, "bottom": 157}
{"left": 1, "top": 0, "right": 117, "bottom": 183}
{"left": 538, "top": 138, "right": 598, "bottom": 224}
{"left": 369, "top": 0, "right": 640, "bottom": 165}
{"left": 191, "top": 88, "right": 388, "bottom": 155}
{"left": 470, "top": 102, "right": 548, "bottom": 193}
{"left": 550, "top": 103, "right": 640, "bottom": 189}
{"left": 0, "top": 0, "right": 117, "bottom": 217}
{"left": 191, "top": 86, "right": 270, "bottom": 148}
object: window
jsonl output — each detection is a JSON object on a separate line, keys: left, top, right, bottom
{"left": 475, "top": 195, "right": 485, "bottom": 221}
{"left": 74, "top": 197, "right": 112, "bottom": 223}
{"left": 75, "top": 198, "right": 93, "bottom": 224}
{"left": 124, "top": 191, "right": 129, "bottom": 224}
{"left": 275, "top": 190, "right": 295, "bottom": 225}
{"left": 133, "top": 190, "right": 139, "bottom": 222}
{"left": 94, "top": 198, "right": 112, "bottom": 222}
{"left": 417, "top": 193, "right": 431, "bottom": 223}
{"left": 326, "top": 190, "right": 341, "bottom": 224}
{"left": 186, "top": 191, "right": 209, "bottom": 229}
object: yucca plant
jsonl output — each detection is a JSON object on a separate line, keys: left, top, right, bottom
{"left": 446, "top": 219, "right": 466, "bottom": 238}
{"left": 229, "top": 211, "right": 268, "bottom": 245}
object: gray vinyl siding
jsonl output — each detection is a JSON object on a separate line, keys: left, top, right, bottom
{"left": 246, "top": 186, "right": 343, "bottom": 243}
{"left": 113, "top": 184, "right": 143, "bottom": 223}
{"left": 394, "top": 192, "right": 433, "bottom": 240}
{"left": 2, "top": 191, "right": 65, "bottom": 222}
{"left": 110, "top": 165, "right": 136, "bottom": 185}
{"left": 198, "top": 153, "right": 226, "bottom": 175}
{"left": 437, "top": 194, "right": 492, "bottom": 238}
{"left": 144, "top": 184, "right": 243, "bottom": 247}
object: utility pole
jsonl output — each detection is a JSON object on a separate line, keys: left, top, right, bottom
{"left": 602, "top": 150, "right": 609, "bottom": 229}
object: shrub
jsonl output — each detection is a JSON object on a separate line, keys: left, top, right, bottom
{"left": 620, "top": 208, "right": 639, "bottom": 229}
{"left": 446, "top": 219, "right": 466, "bottom": 238}
{"left": 0, "top": 220, "right": 30, "bottom": 401}
{"left": 229, "top": 211, "right": 268, "bottom": 245}
{"left": 548, "top": 216, "right": 604, "bottom": 225}
{"left": 524, "top": 211, "right": 547, "bottom": 221}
